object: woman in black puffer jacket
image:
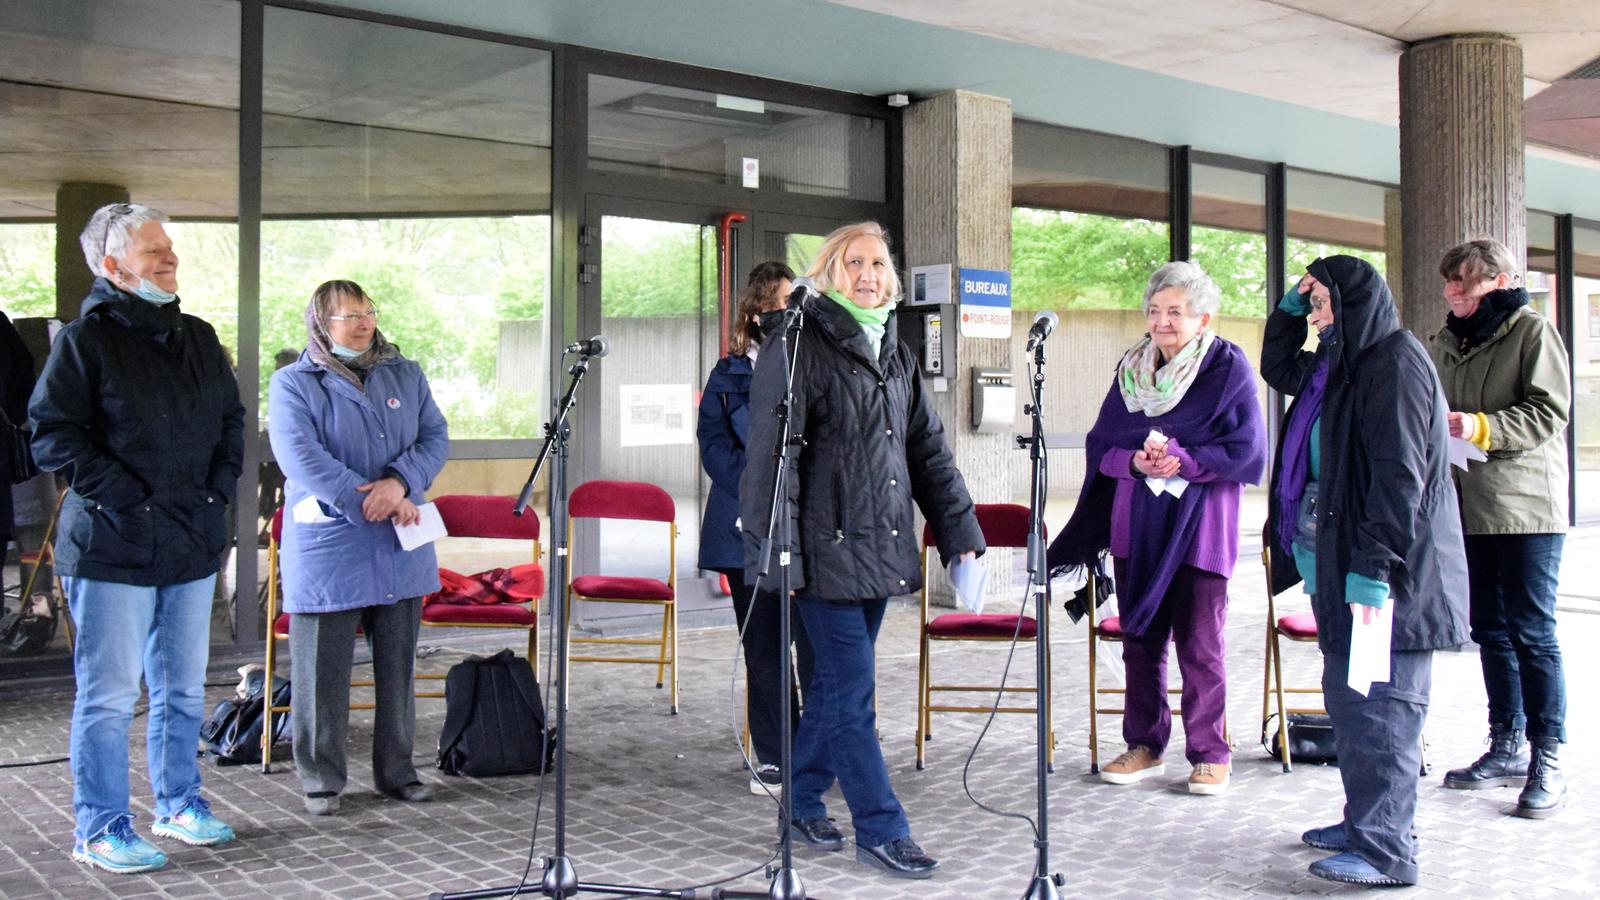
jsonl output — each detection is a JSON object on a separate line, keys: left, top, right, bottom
{"left": 741, "top": 221, "right": 983, "bottom": 880}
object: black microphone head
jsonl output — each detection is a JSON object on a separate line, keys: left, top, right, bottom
{"left": 788, "top": 276, "right": 819, "bottom": 306}
{"left": 1034, "top": 309, "right": 1060, "bottom": 330}
{"left": 586, "top": 334, "right": 610, "bottom": 358}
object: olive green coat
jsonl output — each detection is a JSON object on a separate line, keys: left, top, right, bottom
{"left": 1428, "top": 305, "right": 1570, "bottom": 535}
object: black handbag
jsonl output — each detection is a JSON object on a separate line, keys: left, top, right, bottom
{"left": 1, "top": 407, "right": 38, "bottom": 485}
{"left": 437, "top": 649, "right": 556, "bottom": 777}
{"left": 201, "top": 669, "right": 292, "bottom": 766}
{"left": 1262, "top": 712, "right": 1338, "bottom": 764}
{"left": 0, "top": 594, "right": 56, "bottom": 656}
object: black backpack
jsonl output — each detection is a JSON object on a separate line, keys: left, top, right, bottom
{"left": 437, "top": 649, "right": 556, "bottom": 777}
{"left": 201, "top": 670, "right": 291, "bottom": 766}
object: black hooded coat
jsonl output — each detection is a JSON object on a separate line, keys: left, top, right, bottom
{"left": 1260, "top": 256, "right": 1469, "bottom": 655}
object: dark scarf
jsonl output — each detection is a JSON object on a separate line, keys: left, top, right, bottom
{"left": 1047, "top": 338, "right": 1266, "bottom": 638}
{"left": 1445, "top": 287, "right": 1529, "bottom": 354}
{"left": 1275, "top": 357, "right": 1328, "bottom": 555}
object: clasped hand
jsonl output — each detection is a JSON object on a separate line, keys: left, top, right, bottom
{"left": 1133, "top": 436, "right": 1180, "bottom": 479}
{"left": 355, "top": 477, "right": 420, "bottom": 526}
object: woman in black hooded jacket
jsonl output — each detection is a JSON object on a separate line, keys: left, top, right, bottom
{"left": 1261, "top": 255, "right": 1469, "bottom": 887}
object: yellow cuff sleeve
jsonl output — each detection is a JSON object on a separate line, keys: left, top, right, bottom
{"left": 1469, "top": 412, "right": 1491, "bottom": 451}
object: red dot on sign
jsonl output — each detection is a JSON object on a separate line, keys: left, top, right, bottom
{"left": 962, "top": 313, "right": 970, "bottom": 321}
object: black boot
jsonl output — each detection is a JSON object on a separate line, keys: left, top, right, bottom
{"left": 1516, "top": 738, "right": 1566, "bottom": 819}
{"left": 1443, "top": 725, "right": 1528, "bottom": 790}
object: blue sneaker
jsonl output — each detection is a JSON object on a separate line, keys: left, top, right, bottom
{"left": 151, "top": 796, "right": 235, "bottom": 847}
{"left": 1309, "top": 851, "right": 1406, "bottom": 886}
{"left": 1301, "top": 822, "right": 1347, "bottom": 851}
{"left": 72, "top": 818, "right": 168, "bottom": 874}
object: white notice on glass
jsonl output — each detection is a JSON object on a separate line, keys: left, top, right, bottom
{"left": 1346, "top": 602, "right": 1393, "bottom": 697}
{"left": 948, "top": 556, "right": 989, "bottom": 614}
{"left": 394, "top": 502, "right": 448, "bottom": 552}
{"left": 1449, "top": 437, "right": 1488, "bottom": 471}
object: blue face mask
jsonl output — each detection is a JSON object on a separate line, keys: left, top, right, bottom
{"left": 330, "top": 341, "right": 364, "bottom": 360}
{"left": 118, "top": 271, "right": 177, "bottom": 305}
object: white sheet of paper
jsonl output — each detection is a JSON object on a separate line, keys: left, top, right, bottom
{"left": 1347, "top": 602, "right": 1393, "bottom": 696}
{"left": 292, "top": 494, "right": 335, "bottom": 524}
{"left": 393, "top": 501, "right": 448, "bottom": 552}
{"left": 1449, "top": 436, "right": 1488, "bottom": 470}
{"left": 948, "top": 555, "right": 989, "bottom": 614}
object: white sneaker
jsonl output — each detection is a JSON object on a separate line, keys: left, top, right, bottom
{"left": 749, "top": 764, "right": 782, "bottom": 795}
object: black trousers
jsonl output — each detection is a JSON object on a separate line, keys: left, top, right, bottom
{"left": 1321, "top": 649, "right": 1432, "bottom": 885}
{"left": 721, "top": 569, "right": 815, "bottom": 768}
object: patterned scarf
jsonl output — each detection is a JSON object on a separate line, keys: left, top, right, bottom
{"left": 303, "top": 299, "right": 402, "bottom": 391}
{"left": 1117, "top": 330, "right": 1217, "bottom": 417}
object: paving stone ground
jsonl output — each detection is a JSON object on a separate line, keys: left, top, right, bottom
{"left": 2, "top": 526, "right": 1597, "bottom": 899}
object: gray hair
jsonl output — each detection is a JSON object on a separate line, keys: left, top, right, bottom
{"left": 79, "top": 203, "right": 169, "bottom": 277}
{"left": 1439, "top": 238, "right": 1521, "bottom": 285}
{"left": 1142, "top": 260, "right": 1221, "bottom": 318}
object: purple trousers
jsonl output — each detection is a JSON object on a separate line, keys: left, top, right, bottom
{"left": 1111, "top": 559, "right": 1231, "bottom": 765}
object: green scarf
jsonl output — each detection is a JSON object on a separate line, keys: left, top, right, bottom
{"left": 1117, "top": 330, "right": 1216, "bottom": 416}
{"left": 826, "top": 290, "right": 895, "bottom": 357}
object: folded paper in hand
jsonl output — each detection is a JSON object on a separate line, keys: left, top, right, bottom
{"left": 1448, "top": 436, "right": 1488, "bottom": 471}
{"left": 394, "top": 502, "right": 448, "bottom": 552}
{"left": 1346, "top": 602, "right": 1392, "bottom": 697}
{"left": 948, "top": 556, "right": 989, "bottom": 614}
{"left": 1143, "top": 428, "right": 1189, "bottom": 498}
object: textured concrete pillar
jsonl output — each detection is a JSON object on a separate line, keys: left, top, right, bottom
{"left": 1384, "top": 189, "right": 1404, "bottom": 315}
{"left": 902, "top": 90, "right": 1013, "bottom": 605}
{"left": 1399, "top": 34, "right": 1524, "bottom": 336}
{"left": 55, "top": 182, "right": 129, "bottom": 322}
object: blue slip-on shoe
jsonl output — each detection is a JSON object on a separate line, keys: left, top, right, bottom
{"left": 71, "top": 818, "right": 168, "bottom": 874}
{"left": 151, "top": 796, "right": 235, "bottom": 847}
{"left": 1301, "top": 822, "right": 1348, "bottom": 851}
{"left": 1309, "top": 851, "right": 1406, "bottom": 886}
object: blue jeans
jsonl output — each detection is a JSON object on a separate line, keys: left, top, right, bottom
{"left": 790, "top": 596, "right": 909, "bottom": 848}
{"left": 64, "top": 575, "right": 215, "bottom": 843}
{"left": 1464, "top": 533, "right": 1567, "bottom": 742}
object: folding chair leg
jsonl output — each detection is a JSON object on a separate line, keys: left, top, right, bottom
{"left": 1272, "top": 632, "right": 1292, "bottom": 773}
{"left": 915, "top": 630, "right": 929, "bottom": 770}
{"left": 1088, "top": 621, "right": 1101, "bottom": 775}
{"left": 669, "top": 602, "right": 679, "bottom": 716}
{"left": 655, "top": 602, "right": 669, "bottom": 690}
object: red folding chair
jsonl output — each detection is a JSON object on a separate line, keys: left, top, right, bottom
{"left": 916, "top": 503, "right": 1054, "bottom": 770}
{"left": 566, "top": 480, "right": 679, "bottom": 713}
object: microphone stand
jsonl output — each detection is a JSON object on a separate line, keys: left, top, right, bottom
{"left": 1016, "top": 337, "right": 1064, "bottom": 900}
{"left": 432, "top": 349, "right": 691, "bottom": 900}
{"left": 715, "top": 302, "right": 810, "bottom": 900}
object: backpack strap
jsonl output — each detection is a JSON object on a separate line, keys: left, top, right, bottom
{"left": 436, "top": 656, "right": 483, "bottom": 761}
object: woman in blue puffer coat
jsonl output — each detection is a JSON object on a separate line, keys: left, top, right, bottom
{"left": 268, "top": 279, "right": 448, "bottom": 817}
{"left": 698, "top": 260, "right": 814, "bottom": 796}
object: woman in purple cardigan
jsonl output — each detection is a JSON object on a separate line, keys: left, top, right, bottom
{"left": 1048, "top": 260, "right": 1266, "bottom": 795}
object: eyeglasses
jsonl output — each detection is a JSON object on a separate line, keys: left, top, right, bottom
{"left": 327, "top": 308, "right": 378, "bottom": 323}
{"left": 102, "top": 203, "right": 135, "bottom": 260}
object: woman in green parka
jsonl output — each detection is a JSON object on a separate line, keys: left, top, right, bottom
{"left": 1428, "top": 238, "right": 1571, "bottom": 819}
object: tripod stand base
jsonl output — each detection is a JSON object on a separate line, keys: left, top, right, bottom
{"left": 712, "top": 865, "right": 809, "bottom": 900}
{"left": 1022, "top": 872, "right": 1065, "bottom": 900}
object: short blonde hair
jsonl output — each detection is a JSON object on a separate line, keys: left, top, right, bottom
{"left": 804, "top": 221, "right": 901, "bottom": 308}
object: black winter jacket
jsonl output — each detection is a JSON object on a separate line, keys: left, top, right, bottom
{"left": 28, "top": 279, "right": 245, "bottom": 586}
{"left": 740, "top": 296, "right": 984, "bottom": 602}
{"left": 697, "top": 352, "right": 755, "bottom": 572}
{"left": 1, "top": 309, "right": 35, "bottom": 539}
{"left": 1260, "top": 256, "right": 1469, "bottom": 655}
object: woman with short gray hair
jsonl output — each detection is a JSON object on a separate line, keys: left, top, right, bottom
{"left": 30, "top": 202, "right": 244, "bottom": 872}
{"left": 1428, "top": 238, "right": 1572, "bottom": 818}
{"left": 1049, "top": 260, "right": 1266, "bottom": 795}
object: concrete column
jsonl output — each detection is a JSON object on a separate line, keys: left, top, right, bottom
{"left": 902, "top": 90, "right": 1014, "bottom": 606}
{"left": 55, "top": 182, "right": 129, "bottom": 322}
{"left": 1384, "top": 189, "right": 1404, "bottom": 315}
{"left": 1399, "top": 34, "right": 1525, "bottom": 336}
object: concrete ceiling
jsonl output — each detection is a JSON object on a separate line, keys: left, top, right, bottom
{"left": 826, "top": 0, "right": 1600, "bottom": 127}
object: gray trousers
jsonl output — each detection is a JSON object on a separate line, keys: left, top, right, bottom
{"left": 290, "top": 596, "right": 422, "bottom": 796}
{"left": 1321, "top": 649, "right": 1432, "bottom": 885}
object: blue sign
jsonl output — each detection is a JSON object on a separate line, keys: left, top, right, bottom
{"left": 957, "top": 267, "right": 1011, "bottom": 338}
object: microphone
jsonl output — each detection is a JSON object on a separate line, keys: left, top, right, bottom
{"left": 1025, "top": 310, "right": 1059, "bottom": 352}
{"left": 564, "top": 335, "right": 610, "bottom": 358}
{"left": 787, "top": 276, "right": 821, "bottom": 307}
